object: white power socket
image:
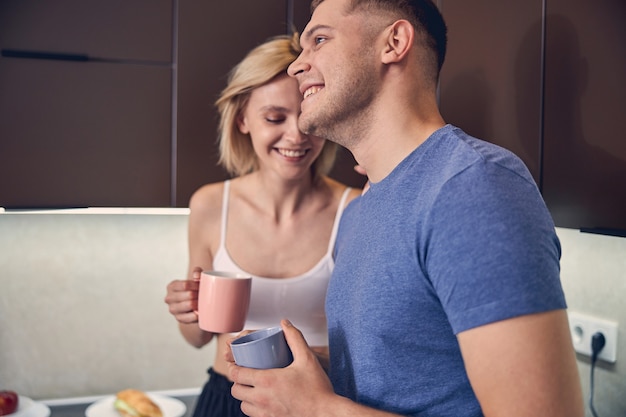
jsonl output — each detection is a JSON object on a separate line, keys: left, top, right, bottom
{"left": 568, "top": 311, "right": 618, "bottom": 363}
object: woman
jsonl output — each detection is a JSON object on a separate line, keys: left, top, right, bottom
{"left": 164, "top": 32, "right": 360, "bottom": 417}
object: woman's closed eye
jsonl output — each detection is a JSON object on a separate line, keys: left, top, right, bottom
{"left": 265, "top": 117, "right": 286, "bottom": 124}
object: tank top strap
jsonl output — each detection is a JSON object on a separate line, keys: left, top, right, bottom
{"left": 326, "top": 187, "right": 353, "bottom": 255}
{"left": 218, "top": 180, "right": 231, "bottom": 253}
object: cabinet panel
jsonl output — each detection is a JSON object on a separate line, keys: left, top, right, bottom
{"left": 174, "top": 0, "right": 291, "bottom": 206}
{"left": 543, "top": 0, "right": 626, "bottom": 232}
{"left": 0, "top": 0, "right": 365, "bottom": 209}
{"left": 439, "top": 0, "right": 543, "bottom": 183}
{"left": 0, "top": 0, "right": 173, "bottom": 62}
{"left": 292, "top": 0, "right": 312, "bottom": 31}
{"left": 175, "top": 0, "right": 365, "bottom": 207}
{"left": 0, "top": 59, "right": 172, "bottom": 207}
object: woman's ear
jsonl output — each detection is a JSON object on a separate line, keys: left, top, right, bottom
{"left": 236, "top": 113, "right": 250, "bottom": 134}
{"left": 381, "top": 19, "right": 414, "bottom": 64}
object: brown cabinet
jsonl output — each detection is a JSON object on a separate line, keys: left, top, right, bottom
{"left": 0, "top": 57, "right": 172, "bottom": 207}
{"left": 542, "top": 0, "right": 626, "bottom": 232}
{"left": 175, "top": 0, "right": 365, "bottom": 206}
{"left": 439, "top": 0, "right": 543, "bottom": 184}
{"left": 0, "top": 0, "right": 173, "bottom": 61}
{"left": 439, "top": 0, "right": 626, "bottom": 233}
{"left": 0, "top": 0, "right": 364, "bottom": 208}
{"left": 174, "top": 0, "right": 293, "bottom": 206}
{"left": 0, "top": 0, "right": 174, "bottom": 207}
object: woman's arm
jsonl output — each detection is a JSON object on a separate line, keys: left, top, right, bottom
{"left": 164, "top": 183, "right": 224, "bottom": 348}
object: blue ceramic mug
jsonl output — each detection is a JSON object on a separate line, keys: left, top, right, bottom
{"left": 231, "top": 326, "right": 294, "bottom": 369}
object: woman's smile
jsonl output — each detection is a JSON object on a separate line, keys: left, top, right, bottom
{"left": 276, "top": 148, "right": 309, "bottom": 158}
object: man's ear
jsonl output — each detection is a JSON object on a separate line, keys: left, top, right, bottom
{"left": 381, "top": 19, "right": 414, "bottom": 64}
{"left": 236, "top": 113, "right": 249, "bottom": 134}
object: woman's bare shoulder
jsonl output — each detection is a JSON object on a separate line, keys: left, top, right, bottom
{"left": 189, "top": 182, "right": 226, "bottom": 218}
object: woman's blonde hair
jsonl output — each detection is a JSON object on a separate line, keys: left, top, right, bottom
{"left": 215, "top": 32, "right": 338, "bottom": 179}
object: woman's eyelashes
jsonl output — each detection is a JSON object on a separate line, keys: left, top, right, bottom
{"left": 265, "top": 115, "right": 287, "bottom": 124}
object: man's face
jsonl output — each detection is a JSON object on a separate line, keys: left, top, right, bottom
{"left": 288, "top": 0, "right": 379, "bottom": 147}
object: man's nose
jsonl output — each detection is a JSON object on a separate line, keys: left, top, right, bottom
{"left": 288, "top": 53, "right": 308, "bottom": 77}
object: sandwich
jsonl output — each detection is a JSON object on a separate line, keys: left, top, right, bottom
{"left": 114, "top": 389, "right": 163, "bottom": 417}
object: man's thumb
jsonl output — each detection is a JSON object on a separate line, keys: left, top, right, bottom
{"left": 281, "top": 319, "right": 308, "bottom": 360}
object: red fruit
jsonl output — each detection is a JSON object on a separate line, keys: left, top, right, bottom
{"left": 0, "top": 391, "right": 19, "bottom": 416}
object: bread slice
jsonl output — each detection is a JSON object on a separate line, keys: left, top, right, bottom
{"left": 114, "top": 389, "right": 163, "bottom": 417}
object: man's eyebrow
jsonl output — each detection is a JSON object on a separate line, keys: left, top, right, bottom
{"left": 302, "top": 24, "right": 333, "bottom": 42}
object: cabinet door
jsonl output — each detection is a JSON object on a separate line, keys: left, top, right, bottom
{"left": 174, "top": 0, "right": 291, "bottom": 206}
{"left": 543, "top": 0, "right": 626, "bottom": 232}
{"left": 0, "top": 0, "right": 172, "bottom": 62}
{"left": 0, "top": 58, "right": 172, "bottom": 207}
{"left": 439, "top": 0, "right": 544, "bottom": 184}
{"left": 0, "top": 0, "right": 173, "bottom": 208}
{"left": 174, "top": 0, "right": 366, "bottom": 207}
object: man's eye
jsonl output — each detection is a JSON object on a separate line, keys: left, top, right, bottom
{"left": 314, "top": 36, "right": 326, "bottom": 45}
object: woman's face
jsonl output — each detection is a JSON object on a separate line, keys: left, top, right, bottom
{"left": 237, "top": 74, "right": 325, "bottom": 181}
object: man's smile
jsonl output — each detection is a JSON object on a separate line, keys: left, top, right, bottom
{"left": 304, "top": 86, "right": 324, "bottom": 99}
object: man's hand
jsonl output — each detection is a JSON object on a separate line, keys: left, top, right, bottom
{"left": 227, "top": 320, "right": 335, "bottom": 417}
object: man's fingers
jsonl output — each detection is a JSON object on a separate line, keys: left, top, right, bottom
{"left": 229, "top": 362, "right": 258, "bottom": 387}
{"left": 280, "top": 319, "right": 310, "bottom": 361}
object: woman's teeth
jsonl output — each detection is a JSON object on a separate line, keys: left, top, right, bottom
{"left": 278, "top": 149, "right": 306, "bottom": 157}
{"left": 304, "top": 86, "right": 322, "bottom": 99}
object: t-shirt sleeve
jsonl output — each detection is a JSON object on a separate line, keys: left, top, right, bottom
{"left": 424, "top": 160, "right": 567, "bottom": 334}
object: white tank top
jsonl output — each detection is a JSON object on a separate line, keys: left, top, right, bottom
{"left": 212, "top": 180, "right": 352, "bottom": 346}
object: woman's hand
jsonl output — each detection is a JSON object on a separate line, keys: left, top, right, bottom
{"left": 164, "top": 267, "right": 202, "bottom": 324}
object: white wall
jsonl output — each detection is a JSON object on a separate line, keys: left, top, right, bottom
{"left": 0, "top": 210, "right": 213, "bottom": 398}
{"left": 0, "top": 213, "right": 624, "bottom": 416}
{"left": 557, "top": 228, "right": 626, "bottom": 417}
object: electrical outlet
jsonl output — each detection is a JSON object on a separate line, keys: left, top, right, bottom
{"left": 568, "top": 311, "right": 618, "bottom": 363}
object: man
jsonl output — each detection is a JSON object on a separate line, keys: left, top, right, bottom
{"left": 227, "top": 1, "right": 584, "bottom": 416}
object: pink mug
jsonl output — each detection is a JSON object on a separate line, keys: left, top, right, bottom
{"left": 195, "top": 270, "right": 252, "bottom": 333}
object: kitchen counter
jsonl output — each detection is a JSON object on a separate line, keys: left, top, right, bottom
{"left": 41, "top": 389, "right": 199, "bottom": 417}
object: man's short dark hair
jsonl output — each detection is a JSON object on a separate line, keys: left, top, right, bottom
{"left": 311, "top": 0, "right": 447, "bottom": 75}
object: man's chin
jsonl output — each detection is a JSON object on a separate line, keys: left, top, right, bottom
{"left": 299, "top": 112, "right": 338, "bottom": 143}
{"left": 298, "top": 117, "right": 318, "bottom": 137}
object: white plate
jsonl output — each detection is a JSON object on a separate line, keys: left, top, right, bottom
{"left": 8, "top": 396, "right": 51, "bottom": 417}
{"left": 85, "top": 393, "right": 186, "bottom": 417}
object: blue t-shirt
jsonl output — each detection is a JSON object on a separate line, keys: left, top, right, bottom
{"left": 327, "top": 125, "right": 566, "bottom": 417}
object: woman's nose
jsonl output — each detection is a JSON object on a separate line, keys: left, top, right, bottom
{"left": 285, "top": 120, "right": 307, "bottom": 143}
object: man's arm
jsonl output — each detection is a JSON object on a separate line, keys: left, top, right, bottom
{"left": 458, "top": 309, "right": 584, "bottom": 417}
